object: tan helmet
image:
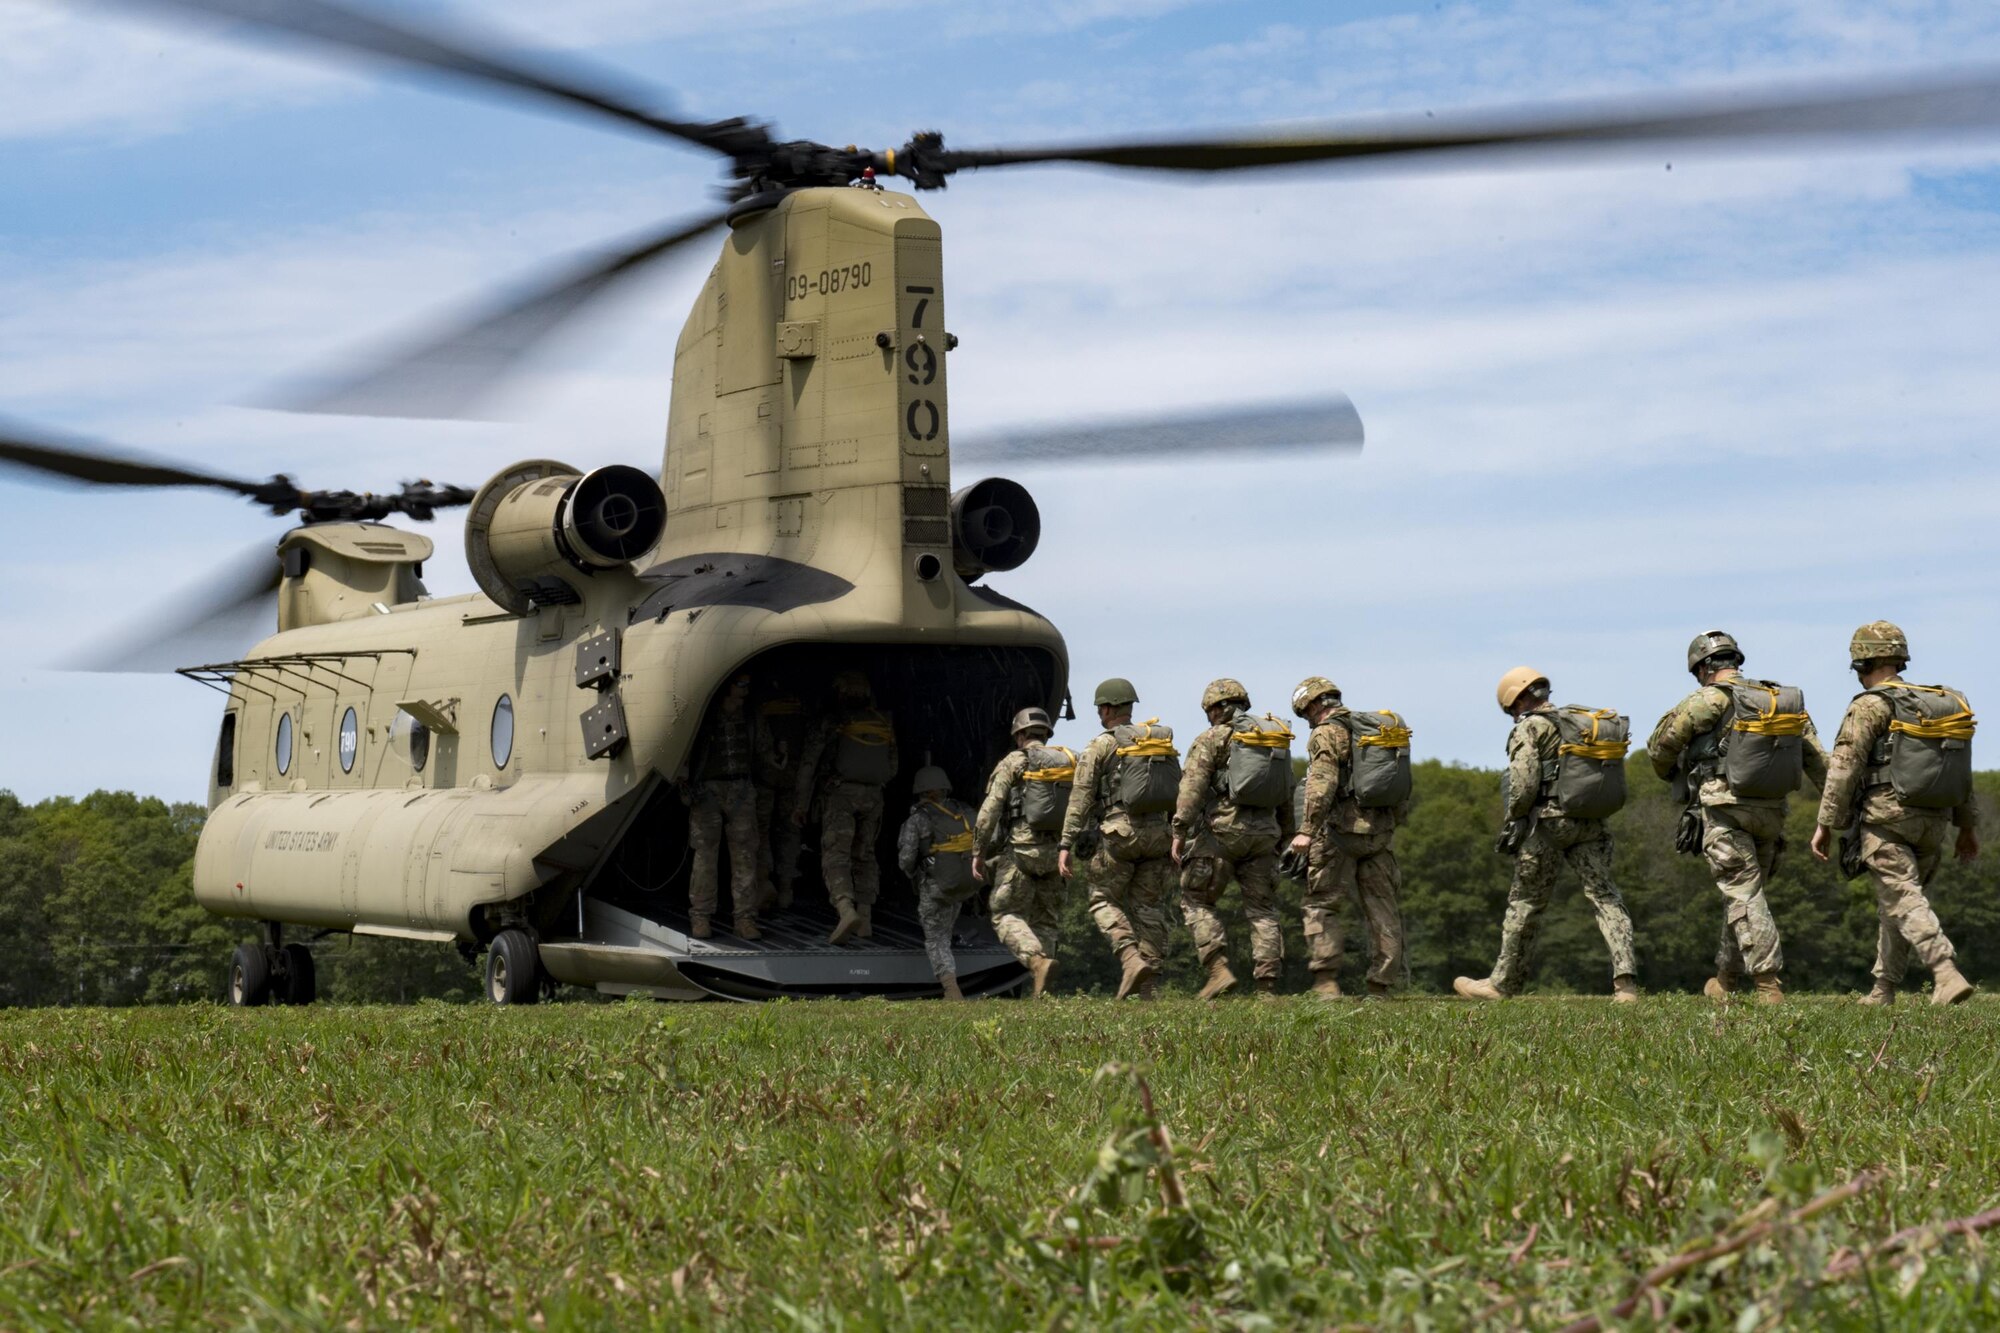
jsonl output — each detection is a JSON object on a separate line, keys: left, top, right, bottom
{"left": 1009, "top": 706, "right": 1053, "bottom": 739}
{"left": 1686, "top": 630, "right": 1743, "bottom": 675}
{"left": 833, "top": 669, "right": 871, "bottom": 700}
{"left": 1201, "top": 677, "right": 1250, "bottom": 712}
{"left": 1290, "top": 675, "right": 1341, "bottom": 719}
{"left": 1849, "top": 620, "right": 1910, "bottom": 667}
{"left": 1496, "top": 666, "right": 1549, "bottom": 713}
{"left": 1093, "top": 677, "right": 1139, "bottom": 708}
{"left": 912, "top": 765, "right": 951, "bottom": 795}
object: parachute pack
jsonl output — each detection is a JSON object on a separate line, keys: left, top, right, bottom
{"left": 833, "top": 713, "right": 897, "bottom": 784}
{"left": 1223, "top": 714, "right": 1294, "bottom": 809}
{"left": 1017, "top": 744, "right": 1078, "bottom": 832}
{"left": 1339, "top": 709, "right": 1413, "bottom": 808}
{"left": 1717, "top": 679, "right": 1810, "bottom": 800}
{"left": 1540, "top": 707, "right": 1630, "bottom": 819}
{"left": 920, "top": 799, "right": 977, "bottom": 892}
{"left": 1867, "top": 683, "right": 1976, "bottom": 810}
{"left": 1111, "top": 718, "right": 1181, "bottom": 815}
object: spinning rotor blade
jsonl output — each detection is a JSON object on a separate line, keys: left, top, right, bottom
{"left": 263, "top": 207, "right": 732, "bottom": 419}
{"left": 115, "top": 0, "right": 752, "bottom": 155}
{"left": 954, "top": 396, "right": 1364, "bottom": 467}
{"left": 0, "top": 422, "right": 269, "bottom": 499}
{"left": 65, "top": 540, "right": 281, "bottom": 673}
{"left": 934, "top": 67, "right": 2000, "bottom": 177}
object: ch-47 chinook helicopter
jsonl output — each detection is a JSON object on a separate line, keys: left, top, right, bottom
{"left": 8, "top": 0, "right": 2000, "bottom": 1005}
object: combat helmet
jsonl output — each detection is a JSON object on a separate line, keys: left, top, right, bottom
{"left": 912, "top": 765, "right": 952, "bottom": 795}
{"left": 1010, "top": 706, "right": 1054, "bottom": 739}
{"left": 1849, "top": 620, "right": 1910, "bottom": 668}
{"left": 1495, "top": 666, "right": 1549, "bottom": 713}
{"left": 1093, "top": 677, "right": 1139, "bottom": 707}
{"left": 1686, "top": 630, "right": 1743, "bottom": 675}
{"left": 1290, "top": 675, "right": 1342, "bottom": 719}
{"left": 1201, "top": 677, "right": 1250, "bottom": 712}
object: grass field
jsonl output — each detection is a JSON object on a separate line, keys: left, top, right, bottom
{"left": 1, "top": 996, "right": 1997, "bottom": 1330}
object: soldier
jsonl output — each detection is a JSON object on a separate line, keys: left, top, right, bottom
{"left": 1058, "top": 678, "right": 1177, "bottom": 1000}
{"left": 1647, "top": 631, "right": 1827, "bottom": 1005}
{"left": 755, "top": 680, "right": 807, "bottom": 911}
{"left": 1454, "top": 668, "right": 1640, "bottom": 1003}
{"left": 896, "top": 766, "right": 981, "bottom": 1000}
{"left": 1173, "top": 678, "right": 1296, "bottom": 1001}
{"left": 793, "top": 669, "right": 899, "bottom": 945}
{"left": 974, "top": 706, "right": 1072, "bottom": 998}
{"left": 1287, "top": 676, "right": 1410, "bottom": 1000}
{"left": 683, "top": 673, "right": 766, "bottom": 941}
{"left": 1809, "top": 621, "right": 1978, "bottom": 1006}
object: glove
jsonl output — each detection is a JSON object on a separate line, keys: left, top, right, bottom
{"left": 1674, "top": 807, "right": 1703, "bottom": 856}
{"left": 1277, "top": 846, "right": 1309, "bottom": 882}
{"left": 1495, "top": 819, "right": 1528, "bottom": 857}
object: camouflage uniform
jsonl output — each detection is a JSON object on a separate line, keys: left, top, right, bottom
{"left": 754, "top": 692, "right": 807, "bottom": 906}
{"left": 1060, "top": 730, "right": 1175, "bottom": 970}
{"left": 897, "top": 796, "right": 981, "bottom": 980}
{"left": 1647, "top": 670, "right": 1827, "bottom": 982}
{"left": 1298, "top": 708, "right": 1408, "bottom": 989}
{"left": 686, "top": 706, "right": 767, "bottom": 927}
{"left": 1173, "top": 707, "right": 1295, "bottom": 982}
{"left": 1488, "top": 705, "right": 1638, "bottom": 993}
{"left": 794, "top": 706, "right": 898, "bottom": 917}
{"left": 978, "top": 750, "right": 1065, "bottom": 966}
{"left": 1816, "top": 677, "right": 1975, "bottom": 989}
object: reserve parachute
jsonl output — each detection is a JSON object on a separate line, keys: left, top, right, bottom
{"left": 1543, "top": 707, "right": 1630, "bottom": 819}
{"left": 1867, "top": 683, "right": 1976, "bottom": 810}
{"left": 833, "top": 713, "right": 898, "bottom": 783}
{"left": 1018, "top": 744, "right": 1078, "bottom": 831}
{"left": 1224, "top": 714, "right": 1294, "bottom": 809}
{"left": 1111, "top": 718, "right": 1180, "bottom": 814}
{"left": 1340, "top": 709, "right": 1413, "bottom": 808}
{"left": 1718, "top": 679, "right": 1810, "bottom": 799}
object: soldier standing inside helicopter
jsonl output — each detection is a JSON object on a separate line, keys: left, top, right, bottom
{"left": 793, "top": 669, "right": 899, "bottom": 945}
{"left": 1058, "top": 678, "right": 1177, "bottom": 1000}
{"left": 1809, "top": 621, "right": 1979, "bottom": 1006}
{"left": 682, "top": 673, "right": 767, "bottom": 941}
{"left": 755, "top": 678, "right": 808, "bottom": 912}
{"left": 896, "top": 766, "right": 981, "bottom": 1000}
{"left": 975, "top": 706, "right": 1073, "bottom": 999}
{"left": 1174, "top": 678, "right": 1296, "bottom": 1001}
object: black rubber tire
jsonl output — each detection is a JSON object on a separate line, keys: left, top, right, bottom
{"left": 485, "top": 930, "right": 540, "bottom": 1006}
{"left": 229, "top": 941, "right": 271, "bottom": 1007}
{"left": 278, "top": 943, "right": 317, "bottom": 1006}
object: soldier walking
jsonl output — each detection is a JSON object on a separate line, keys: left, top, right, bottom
{"left": 975, "top": 706, "right": 1073, "bottom": 998}
{"left": 1173, "top": 678, "right": 1296, "bottom": 1000}
{"left": 1648, "top": 631, "right": 1826, "bottom": 1004}
{"left": 1455, "top": 668, "right": 1639, "bottom": 1002}
{"left": 1288, "top": 676, "right": 1411, "bottom": 1000}
{"left": 683, "top": 673, "right": 766, "bottom": 941}
{"left": 896, "top": 766, "right": 981, "bottom": 1000}
{"left": 1058, "top": 678, "right": 1178, "bottom": 1000}
{"left": 1809, "top": 621, "right": 1978, "bottom": 1006}
{"left": 793, "top": 670, "right": 898, "bottom": 945}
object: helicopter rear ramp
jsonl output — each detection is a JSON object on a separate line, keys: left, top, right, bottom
{"left": 538, "top": 897, "right": 1025, "bottom": 1001}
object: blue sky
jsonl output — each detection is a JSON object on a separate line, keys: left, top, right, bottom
{"left": 6, "top": 0, "right": 2000, "bottom": 801}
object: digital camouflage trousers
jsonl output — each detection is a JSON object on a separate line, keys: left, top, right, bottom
{"left": 990, "top": 841, "right": 1063, "bottom": 965}
{"left": 818, "top": 781, "right": 884, "bottom": 912}
{"left": 1303, "top": 825, "right": 1407, "bottom": 989}
{"left": 1180, "top": 824, "right": 1283, "bottom": 981}
{"left": 688, "top": 777, "right": 760, "bottom": 922}
{"left": 1490, "top": 817, "right": 1637, "bottom": 994}
{"left": 916, "top": 877, "right": 981, "bottom": 980}
{"left": 1701, "top": 803, "right": 1786, "bottom": 979}
{"left": 1857, "top": 815, "right": 1959, "bottom": 986}
{"left": 1087, "top": 818, "right": 1175, "bottom": 968}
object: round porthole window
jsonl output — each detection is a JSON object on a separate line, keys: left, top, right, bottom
{"left": 393, "top": 709, "right": 431, "bottom": 773}
{"left": 275, "top": 712, "right": 294, "bottom": 775}
{"left": 339, "top": 707, "right": 359, "bottom": 774}
{"left": 491, "top": 695, "right": 515, "bottom": 769}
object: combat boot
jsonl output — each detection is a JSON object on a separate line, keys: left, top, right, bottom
{"left": 734, "top": 915, "right": 761, "bottom": 941}
{"left": 1309, "top": 974, "right": 1343, "bottom": 1000}
{"left": 1254, "top": 976, "right": 1280, "bottom": 1002}
{"left": 776, "top": 883, "right": 794, "bottom": 911}
{"left": 1612, "top": 975, "right": 1640, "bottom": 1004}
{"left": 1857, "top": 980, "right": 1895, "bottom": 1006}
{"left": 1452, "top": 976, "right": 1504, "bottom": 1002}
{"left": 1365, "top": 981, "right": 1395, "bottom": 1001}
{"left": 1028, "top": 956, "right": 1056, "bottom": 998}
{"left": 1931, "top": 960, "right": 1975, "bottom": 1007}
{"left": 939, "top": 973, "right": 965, "bottom": 1002}
{"left": 1751, "top": 971, "right": 1783, "bottom": 1005}
{"left": 1114, "top": 949, "right": 1155, "bottom": 1001}
{"left": 1138, "top": 976, "right": 1160, "bottom": 1001}
{"left": 1702, "top": 973, "right": 1745, "bottom": 1000}
{"left": 854, "top": 907, "right": 873, "bottom": 940}
{"left": 828, "top": 902, "right": 863, "bottom": 945}
{"left": 1197, "top": 954, "right": 1238, "bottom": 1001}
{"left": 689, "top": 915, "right": 712, "bottom": 941}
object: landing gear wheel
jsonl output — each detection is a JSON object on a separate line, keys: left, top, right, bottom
{"left": 278, "top": 943, "right": 317, "bottom": 1006}
{"left": 485, "top": 929, "right": 540, "bottom": 1006}
{"left": 229, "top": 941, "right": 271, "bottom": 1007}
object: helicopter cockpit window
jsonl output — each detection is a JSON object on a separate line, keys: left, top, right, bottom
{"left": 491, "top": 695, "right": 515, "bottom": 769}
{"left": 275, "top": 712, "right": 294, "bottom": 776}
{"left": 392, "top": 708, "right": 431, "bottom": 773}
{"left": 338, "top": 707, "right": 359, "bottom": 774}
{"left": 215, "top": 712, "right": 237, "bottom": 789}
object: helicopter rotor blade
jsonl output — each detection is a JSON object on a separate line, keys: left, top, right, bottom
{"left": 0, "top": 423, "right": 269, "bottom": 498}
{"left": 260, "top": 207, "right": 733, "bottom": 419}
{"left": 64, "top": 539, "right": 282, "bottom": 673}
{"left": 952, "top": 396, "right": 1364, "bottom": 468}
{"left": 111, "top": 0, "right": 756, "bottom": 156}
{"left": 931, "top": 66, "right": 2000, "bottom": 178}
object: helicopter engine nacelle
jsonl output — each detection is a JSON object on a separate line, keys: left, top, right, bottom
{"left": 466, "top": 460, "right": 667, "bottom": 615}
{"left": 949, "top": 477, "right": 1041, "bottom": 582}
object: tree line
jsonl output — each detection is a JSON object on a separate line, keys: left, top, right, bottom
{"left": 3, "top": 759, "right": 1995, "bottom": 1004}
